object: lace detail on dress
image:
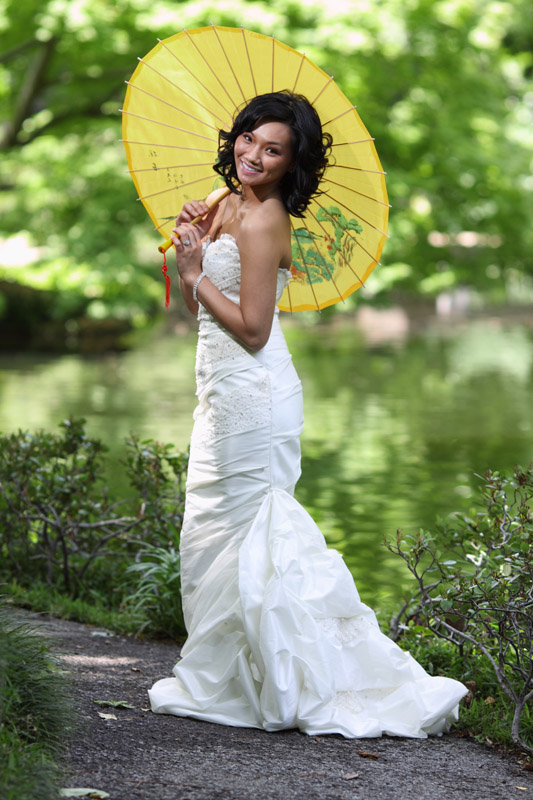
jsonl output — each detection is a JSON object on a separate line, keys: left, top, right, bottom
{"left": 195, "top": 334, "right": 248, "bottom": 393}
{"left": 194, "top": 373, "right": 271, "bottom": 447}
{"left": 316, "top": 615, "right": 399, "bottom": 716}
{"left": 336, "top": 688, "right": 396, "bottom": 715}
{"left": 316, "top": 615, "right": 377, "bottom": 644}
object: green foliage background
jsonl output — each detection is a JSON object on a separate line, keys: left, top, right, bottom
{"left": 1, "top": 0, "right": 532, "bottom": 327}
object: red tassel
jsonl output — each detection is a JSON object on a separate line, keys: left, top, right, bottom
{"left": 162, "top": 251, "right": 170, "bottom": 308}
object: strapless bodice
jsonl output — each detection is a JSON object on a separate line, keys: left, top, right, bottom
{"left": 196, "top": 234, "right": 291, "bottom": 332}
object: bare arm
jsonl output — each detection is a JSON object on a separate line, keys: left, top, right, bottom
{"left": 179, "top": 274, "right": 198, "bottom": 316}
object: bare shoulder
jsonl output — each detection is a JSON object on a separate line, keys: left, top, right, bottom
{"left": 238, "top": 199, "right": 291, "bottom": 265}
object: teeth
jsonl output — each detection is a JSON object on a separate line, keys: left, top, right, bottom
{"left": 242, "top": 159, "right": 261, "bottom": 173}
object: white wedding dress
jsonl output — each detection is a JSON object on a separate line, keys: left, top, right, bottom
{"left": 149, "top": 234, "right": 467, "bottom": 737}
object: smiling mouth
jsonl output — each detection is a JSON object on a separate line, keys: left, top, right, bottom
{"left": 240, "top": 159, "right": 262, "bottom": 174}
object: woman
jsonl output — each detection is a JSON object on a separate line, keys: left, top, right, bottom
{"left": 149, "top": 91, "right": 467, "bottom": 737}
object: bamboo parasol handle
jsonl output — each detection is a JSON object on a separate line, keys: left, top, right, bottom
{"left": 157, "top": 186, "right": 232, "bottom": 254}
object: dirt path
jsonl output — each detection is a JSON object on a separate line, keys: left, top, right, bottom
{"left": 22, "top": 611, "right": 532, "bottom": 800}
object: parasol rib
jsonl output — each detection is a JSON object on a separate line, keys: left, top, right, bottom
{"left": 291, "top": 52, "right": 306, "bottom": 93}
{"left": 120, "top": 140, "right": 215, "bottom": 153}
{"left": 135, "top": 57, "right": 229, "bottom": 128}
{"left": 300, "top": 215, "right": 345, "bottom": 302}
{"left": 311, "top": 198, "right": 366, "bottom": 287}
{"left": 271, "top": 36, "right": 275, "bottom": 93}
{"left": 183, "top": 28, "right": 239, "bottom": 113}
{"left": 319, "top": 206, "right": 383, "bottom": 267}
{"left": 311, "top": 76, "right": 334, "bottom": 106}
{"left": 331, "top": 139, "right": 375, "bottom": 147}
{"left": 241, "top": 28, "right": 258, "bottom": 96}
{"left": 151, "top": 182, "right": 226, "bottom": 232}
{"left": 322, "top": 183, "right": 391, "bottom": 208}
{"left": 137, "top": 173, "right": 215, "bottom": 202}
{"left": 320, "top": 187, "right": 390, "bottom": 237}
{"left": 331, "top": 163, "right": 386, "bottom": 175}
{"left": 157, "top": 37, "right": 234, "bottom": 124}
{"left": 322, "top": 106, "right": 357, "bottom": 127}
{"left": 324, "top": 175, "right": 390, "bottom": 204}
{"left": 285, "top": 276, "right": 294, "bottom": 313}
{"left": 212, "top": 26, "right": 247, "bottom": 105}
{"left": 290, "top": 219, "right": 322, "bottom": 312}
{"left": 125, "top": 81, "right": 220, "bottom": 131}
{"left": 128, "top": 162, "right": 214, "bottom": 174}
{"left": 121, "top": 110, "right": 217, "bottom": 143}
{"left": 341, "top": 229, "right": 381, "bottom": 268}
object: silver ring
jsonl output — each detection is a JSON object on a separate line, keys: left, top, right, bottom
{"left": 182, "top": 239, "right": 191, "bottom": 246}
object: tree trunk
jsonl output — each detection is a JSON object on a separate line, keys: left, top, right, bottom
{"left": 0, "top": 36, "right": 57, "bottom": 149}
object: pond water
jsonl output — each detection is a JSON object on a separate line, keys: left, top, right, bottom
{"left": 1, "top": 313, "right": 532, "bottom": 616}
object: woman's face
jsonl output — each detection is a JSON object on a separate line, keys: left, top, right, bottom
{"left": 234, "top": 120, "right": 293, "bottom": 191}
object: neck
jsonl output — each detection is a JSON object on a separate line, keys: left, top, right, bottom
{"left": 239, "top": 183, "right": 282, "bottom": 206}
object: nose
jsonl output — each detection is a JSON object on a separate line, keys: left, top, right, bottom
{"left": 246, "top": 143, "right": 261, "bottom": 164}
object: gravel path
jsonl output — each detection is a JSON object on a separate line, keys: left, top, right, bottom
{"left": 23, "top": 611, "right": 532, "bottom": 800}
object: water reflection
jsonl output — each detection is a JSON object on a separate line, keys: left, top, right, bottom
{"left": 0, "top": 334, "right": 198, "bottom": 455}
{"left": 448, "top": 321, "right": 533, "bottom": 381}
{"left": 1, "top": 317, "right": 532, "bottom": 612}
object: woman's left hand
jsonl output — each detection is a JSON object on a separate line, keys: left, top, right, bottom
{"left": 171, "top": 222, "right": 203, "bottom": 287}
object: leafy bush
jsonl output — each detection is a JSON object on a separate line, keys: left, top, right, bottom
{"left": 124, "top": 433, "right": 187, "bottom": 544}
{"left": 0, "top": 419, "right": 187, "bottom": 637}
{"left": 0, "top": 604, "right": 75, "bottom": 800}
{"left": 126, "top": 545, "right": 185, "bottom": 639}
{"left": 387, "top": 465, "right": 533, "bottom": 755}
{"left": 1, "top": 418, "right": 114, "bottom": 594}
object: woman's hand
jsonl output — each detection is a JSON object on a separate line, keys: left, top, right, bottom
{"left": 172, "top": 200, "right": 218, "bottom": 281}
{"left": 171, "top": 222, "right": 203, "bottom": 287}
{"left": 175, "top": 200, "right": 216, "bottom": 238}
{"left": 172, "top": 201, "right": 219, "bottom": 315}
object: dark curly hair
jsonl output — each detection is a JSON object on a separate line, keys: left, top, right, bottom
{"left": 213, "top": 90, "right": 332, "bottom": 218}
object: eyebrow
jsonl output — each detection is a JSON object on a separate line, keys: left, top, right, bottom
{"left": 246, "top": 132, "right": 284, "bottom": 147}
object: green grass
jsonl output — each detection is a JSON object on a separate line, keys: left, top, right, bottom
{"left": 0, "top": 731, "right": 61, "bottom": 800}
{"left": 0, "top": 605, "right": 76, "bottom": 800}
{"left": 3, "top": 579, "right": 147, "bottom": 636}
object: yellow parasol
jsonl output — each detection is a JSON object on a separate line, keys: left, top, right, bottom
{"left": 121, "top": 26, "right": 389, "bottom": 312}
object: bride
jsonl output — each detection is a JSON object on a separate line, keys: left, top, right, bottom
{"left": 148, "top": 90, "right": 467, "bottom": 737}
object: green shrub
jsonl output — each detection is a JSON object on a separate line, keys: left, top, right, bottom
{"left": 388, "top": 465, "right": 533, "bottom": 755}
{"left": 0, "top": 419, "right": 186, "bottom": 616}
{"left": 124, "top": 433, "right": 187, "bottom": 543}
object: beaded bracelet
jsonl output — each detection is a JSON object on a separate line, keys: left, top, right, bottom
{"left": 193, "top": 272, "right": 206, "bottom": 303}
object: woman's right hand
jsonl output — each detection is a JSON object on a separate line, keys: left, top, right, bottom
{"left": 176, "top": 200, "right": 213, "bottom": 238}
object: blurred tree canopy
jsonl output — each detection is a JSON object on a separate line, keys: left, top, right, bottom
{"left": 0, "top": 0, "right": 532, "bottom": 333}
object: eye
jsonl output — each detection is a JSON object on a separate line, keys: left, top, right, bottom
{"left": 242, "top": 133, "right": 252, "bottom": 142}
